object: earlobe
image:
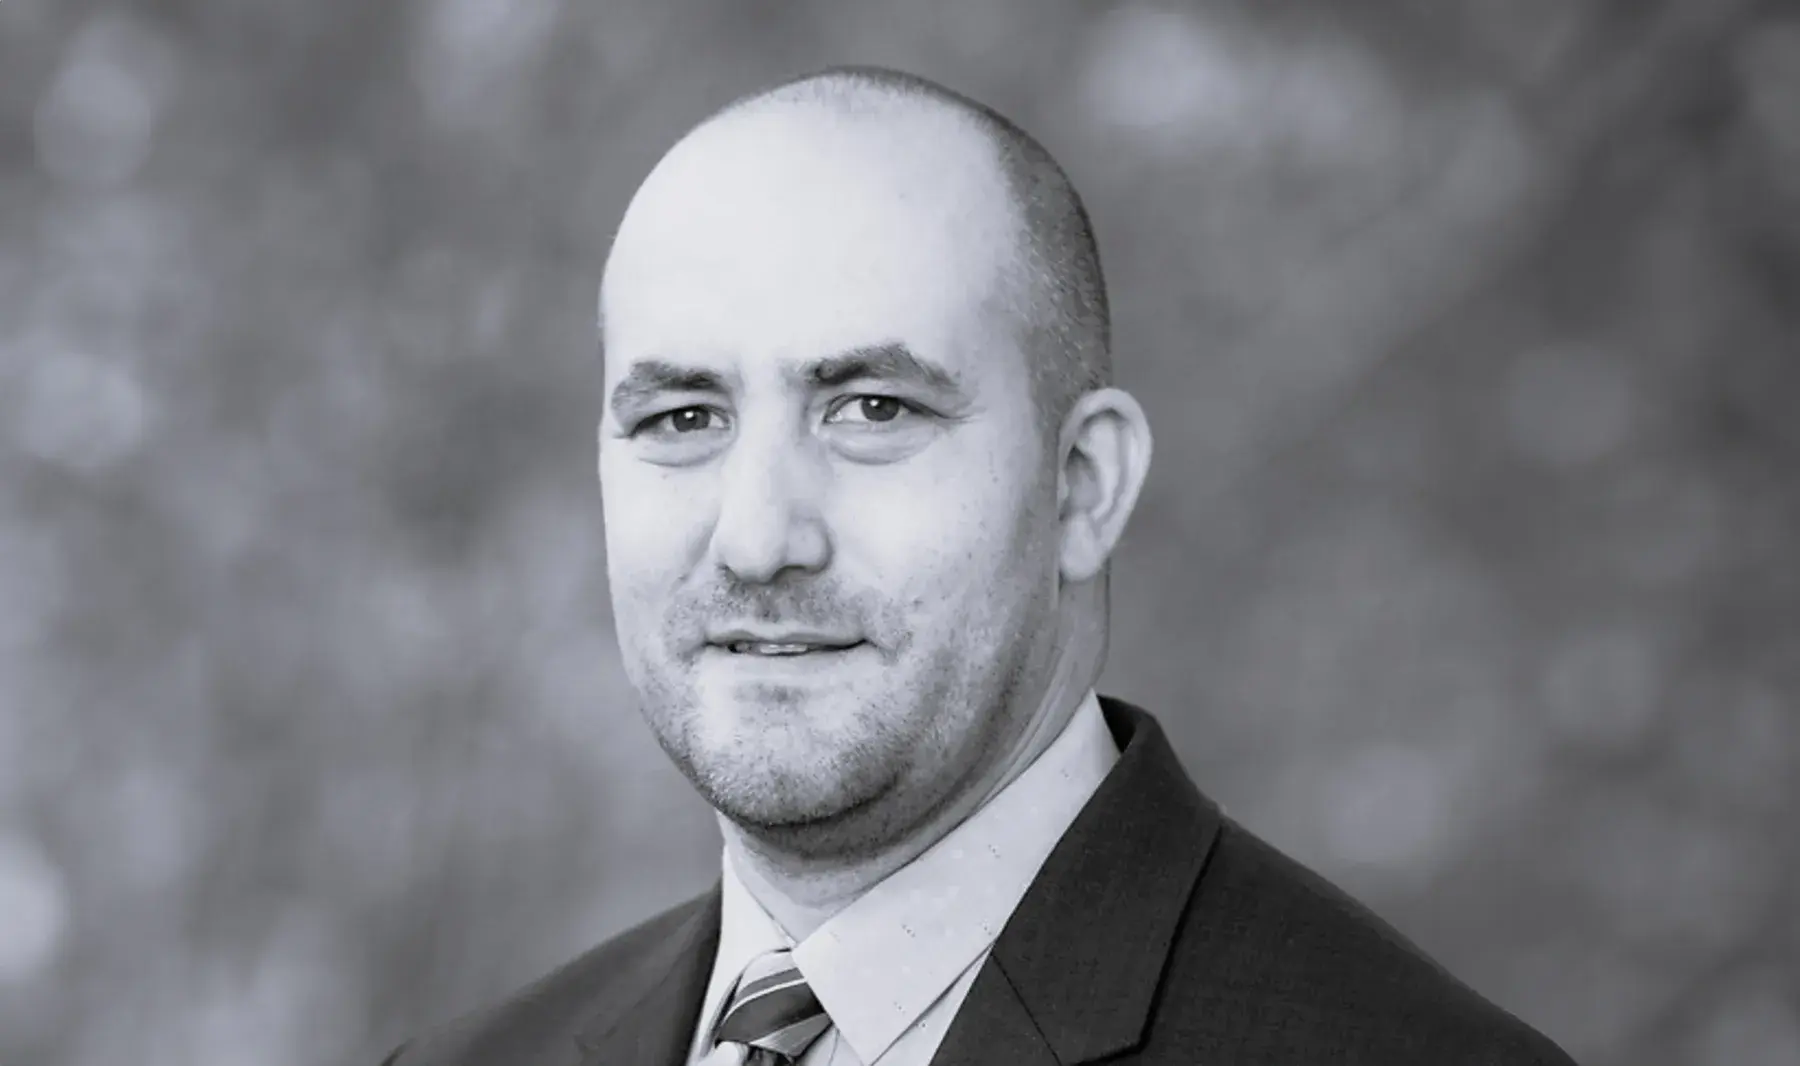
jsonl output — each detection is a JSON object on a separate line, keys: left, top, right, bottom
{"left": 1056, "top": 387, "right": 1154, "bottom": 584}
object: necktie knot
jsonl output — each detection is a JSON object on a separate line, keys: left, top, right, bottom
{"left": 712, "top": 949, "right": 831, "bottom": 1064}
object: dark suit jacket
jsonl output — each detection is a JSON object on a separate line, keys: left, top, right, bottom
{"left": 381, "top": 696, "right": 1578, "bottom": 1065}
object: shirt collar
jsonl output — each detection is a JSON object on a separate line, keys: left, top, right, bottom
{"left": 795, "top": 690, "right": 1118, "bottom": 1062}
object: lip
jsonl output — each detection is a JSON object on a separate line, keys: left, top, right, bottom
{"left": 699, "top": 641, "right": 872, "bottom": 673}
{"left": 706, "top": 628, "right": 864, "bottom": 649}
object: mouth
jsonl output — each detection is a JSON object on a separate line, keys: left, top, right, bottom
{"left": 714, "top": 640, "right": 867, "bottom": 657}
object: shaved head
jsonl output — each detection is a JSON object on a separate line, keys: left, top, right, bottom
{"left": 612, "top": 65, "right": 1112, "bottom": 444}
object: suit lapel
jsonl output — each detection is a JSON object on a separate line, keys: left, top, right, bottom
{"left": 932, "top": 698, "right": 1224, "bottom": 1066}
{"left": 575, "top": 885, "right": 721, "bottom": 1066}
{"left": 928, "top": 960, "right": 1060, "bottom": 1066}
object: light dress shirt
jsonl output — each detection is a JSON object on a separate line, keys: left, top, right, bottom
{"left": 688, "top": 690, "right": 1119, "bottom": 1066}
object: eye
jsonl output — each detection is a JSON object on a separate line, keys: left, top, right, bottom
{"left": 665, "top": 407, "right": 716, "bottom": 433}
{"left": 824, "top": 395, "right": 920, "bottom": 426}
{"left": 626, "top": 404, "right": 732, "bottom": 466}
{"left": 636, "top": 405, "right": 726, "bottom": 436}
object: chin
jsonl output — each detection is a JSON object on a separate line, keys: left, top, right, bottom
{"left": 696, "top": 751, "right": 888, "bottom": 834}
{"left": 683, "top": 693, "right": 906, "bottom": 831}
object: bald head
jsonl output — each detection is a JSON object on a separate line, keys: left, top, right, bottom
{"left": 604, "top": 66, "right": 1111, "bottom": 440}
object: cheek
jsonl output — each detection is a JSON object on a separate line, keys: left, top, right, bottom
{"left": 601, "top": 466, "right": 712, "bottom": 599}
{"left": 834, "top": 448, "right": 1039, "bottom": 604}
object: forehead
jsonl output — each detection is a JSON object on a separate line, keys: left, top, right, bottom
{"left": 601, "top": 104, "right": 1023, "bottom": 378}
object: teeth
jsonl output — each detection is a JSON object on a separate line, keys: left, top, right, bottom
{"left": 728, "top": 642, "right": 816, "bottom": 655}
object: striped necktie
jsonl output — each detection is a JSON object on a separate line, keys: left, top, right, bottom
{"left": 711, "top": 949, "right": 833, "bottom": 1065}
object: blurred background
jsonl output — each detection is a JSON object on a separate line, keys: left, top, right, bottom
{"left": 2, "top": 0, "right": 1797, "bottom": 1063}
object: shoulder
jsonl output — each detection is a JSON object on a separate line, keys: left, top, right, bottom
{"left": 1156, "top": 816, "right": 1578, "bottom": 1065}
{"left": 377, "top": 890, "right": 715, "bottom": 1066}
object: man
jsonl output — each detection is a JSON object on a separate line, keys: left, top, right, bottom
{"left": 380, "top": 67, "right": 1577, "bottom": 1065}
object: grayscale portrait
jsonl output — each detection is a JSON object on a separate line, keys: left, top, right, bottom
{"left": 8, "top": 6, "right": 1797, "bottom": 1066}
{"left": 387, "top": 64, "right": 1579, "bottom": 1066}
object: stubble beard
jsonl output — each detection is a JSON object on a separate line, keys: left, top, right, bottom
{"left": 629, "top": 598, "right": 1047, "bottom": 862}
{"left": 625, "top": 477, "right": 1063, "bottom": 859}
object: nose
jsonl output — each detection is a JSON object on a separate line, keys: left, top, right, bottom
{"left": 710, "top": 430, "right": 832, "bottom": 584}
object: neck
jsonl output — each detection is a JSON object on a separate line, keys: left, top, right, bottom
{"left": 722, "top": 604, "right": 1102, "bottom": 941}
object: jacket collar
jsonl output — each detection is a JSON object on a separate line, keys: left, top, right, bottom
{"left": 574, "top": 885, "right": 720, "bottom": 1066}
{"left": 931, "top": 696, "right": 1223, "bottom": 1065}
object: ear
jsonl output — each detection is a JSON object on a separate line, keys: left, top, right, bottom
{"left": 1055, "top": 387, "right": 1154, "bottom": 584}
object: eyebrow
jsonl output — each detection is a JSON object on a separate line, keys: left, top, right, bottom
{"left": 607, "top": 360, "right": 728, "bottom": 421}
{"left": 806, "top": 343, "right": 963, "bottom": 393}
{"left": 607, "top": 342, "right": 965, "bottom": 420}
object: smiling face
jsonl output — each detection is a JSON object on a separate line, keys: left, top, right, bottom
{"left": 598, "top": 100, "right": 1068, "bottom": 853}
